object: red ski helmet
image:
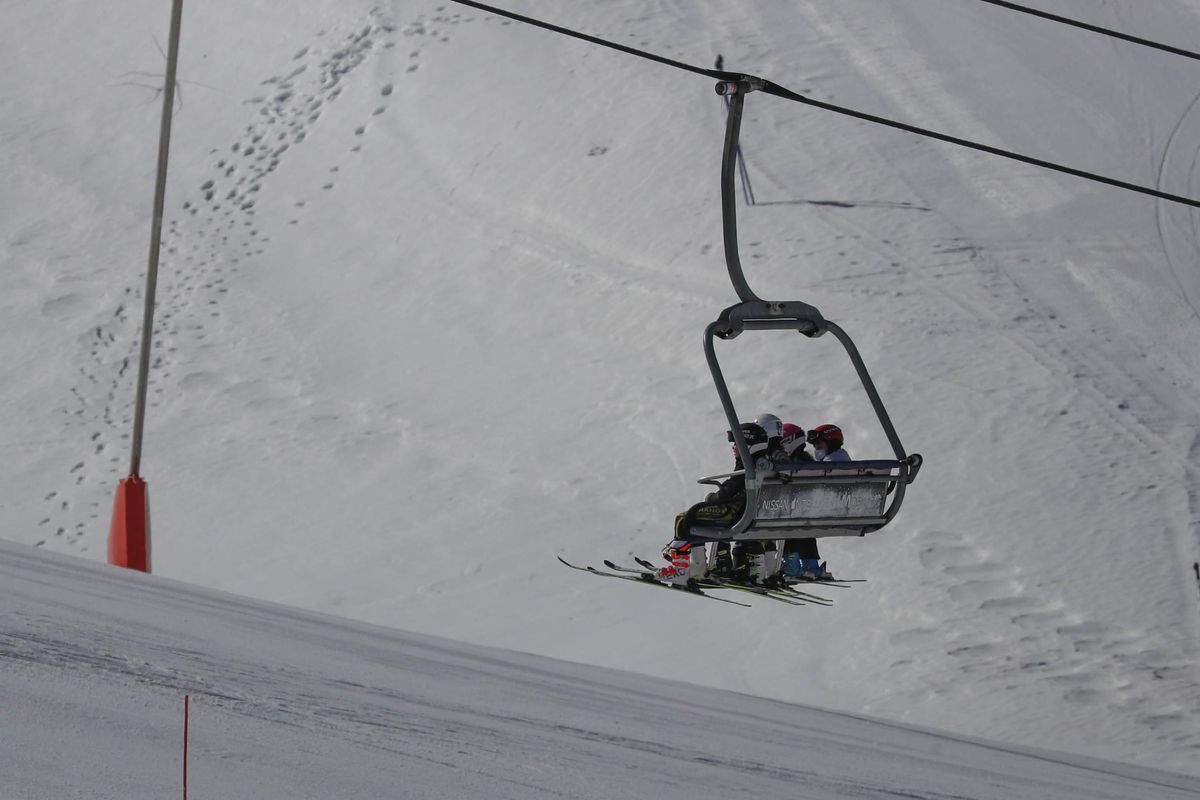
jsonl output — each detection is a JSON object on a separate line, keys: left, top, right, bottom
{"left": 806, "top": 423, "right": 844, "bottom": 450}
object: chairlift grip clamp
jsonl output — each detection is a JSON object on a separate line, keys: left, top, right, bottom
{"left": 715, "top": 75, "right": 766, "bottom": 97}
{"left": 714, "top": 300, "right": 829, "bottom": 340}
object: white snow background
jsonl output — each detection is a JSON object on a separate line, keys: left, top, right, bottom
{"left": 3, "top": 0, "right": 1200, "bottom": 793}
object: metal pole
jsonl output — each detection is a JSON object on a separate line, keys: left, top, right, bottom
{"left": 129, "top": 0, "right": 184, "bottom": 477}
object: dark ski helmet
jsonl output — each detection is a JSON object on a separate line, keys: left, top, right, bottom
{"left": 728, "top": 422, "right": 771, "bottom": 458}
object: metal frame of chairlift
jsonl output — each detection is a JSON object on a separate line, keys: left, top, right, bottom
{"left": 697, "top": 78, "right": 923, "bottom": 541}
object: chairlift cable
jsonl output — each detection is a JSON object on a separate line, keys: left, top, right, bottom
{"left": 447, "top": 0, "right": 1200, "bottom": 210}
{"left": 974, "top": 0, "right": 1200, "bottom": 63}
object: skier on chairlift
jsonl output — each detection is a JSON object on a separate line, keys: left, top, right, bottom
{"left": 660, "top": 420, "right": 776, "bottom": 586}
{"left": 808, "top": 423, "right": 848, "bottom": 463}
{"left": 778, "top": 422, "right": 811, "bottom": 464}
{"left": 778, "top": 423, "right": 847, "bottom": 581}
{"left": 728, "top": 413, "right": 790, "bottom": 582}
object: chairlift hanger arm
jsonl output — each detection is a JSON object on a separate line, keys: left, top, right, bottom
{"left": 717, "top": 81, "right": 760, "bottom": 304}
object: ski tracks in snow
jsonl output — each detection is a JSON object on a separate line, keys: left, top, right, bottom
{"left": 821, "top": 203, "right": 1200, "bottom": 755}
{"left": 34, "top": 7, "right": 475, "bottom": 554}
{"left": 737, "top": 0, "right": 1200, "bottom": 761}
{"left": 825, "top": 197, "right": 1200, "bottom": 759}
{"left": 896, "top": 529, "right": 1200, "bottom": 756}
{"left": 1153, "top": 84, "right": 1200, "bottom": 586}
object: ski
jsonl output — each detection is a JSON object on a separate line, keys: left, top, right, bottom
{"left": 605, "top": 558, "right": 658, "bottom": 576}
{"left": 633, "top": 556, "right": 833, "bottom": 605}
{"left": 620, "top": 558, "right": 823, "bottom": 606}
{"left": 604, "top": 561, "right": 809, "bottom": 606}
{"left": 766, "top": 583, "right": 833, "bottom": 605}
{"left": 782, "top": 576, "right": 864, "bottom": 589}
{"left": 698, "top": 578, "right": 812, "bottom": 606}
{"left": 596, "top": 559, "right": 809, "bottom": 605}
{"left": 703, "top": 576, "right": 831, "bottom": 606}
{"left": 557, "top": 557, "right": 751, "bottom": 607}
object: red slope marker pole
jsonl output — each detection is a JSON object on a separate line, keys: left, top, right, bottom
{"left": 183, "top": 694, "right": 189, "bottom": 800}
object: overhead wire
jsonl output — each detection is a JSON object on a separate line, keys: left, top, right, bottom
{"left": 974, "top": 0, "right": 1200, "bottom": 63}
{"left": 968, "top": 0, "right": 1200, "bottom": 318}
{"left": 446, "top": 0, "right": 1200, "bottom": 210}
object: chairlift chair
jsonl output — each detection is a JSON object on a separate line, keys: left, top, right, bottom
{"left": 693, "top": 79, "right": 923, "bottom": 542}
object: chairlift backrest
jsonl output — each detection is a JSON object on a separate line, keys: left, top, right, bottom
{"left": 759, "top": 463, "right": 888, "bottom": 516}
{"left": 693, "top": 457, "right": 920, "bottom": 540}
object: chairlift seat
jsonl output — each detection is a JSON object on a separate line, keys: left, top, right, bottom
{"left": 691, "top": 457, "right": 920, "bottom": 541}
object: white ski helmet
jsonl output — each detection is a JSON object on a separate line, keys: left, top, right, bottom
{"left": 754, "top": 413, "right": 783, "bottom": 441}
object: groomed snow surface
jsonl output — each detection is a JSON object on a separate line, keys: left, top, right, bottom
{"left": 3, "top": 0, "right": 1200, "bottom": 794}
{"left": 5, "top": 541, "right": 1199, "bottom": 798}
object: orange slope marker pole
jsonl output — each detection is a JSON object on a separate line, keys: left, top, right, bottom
{"left": 107, "top": 0, "right": 183, "bottom": 573}
{"left": 108, "top": 476, "right": 151, "bottom": 572}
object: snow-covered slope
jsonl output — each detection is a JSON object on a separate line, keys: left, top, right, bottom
{"left": 4, "top": 540, "right": 1199, "bottom": 799}
{"left": 2, "top": 0, "right": 1199, "bottom": 776}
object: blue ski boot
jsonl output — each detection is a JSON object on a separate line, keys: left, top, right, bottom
{"left": 801, "top": 558, "right": 833, "bottom": 580}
